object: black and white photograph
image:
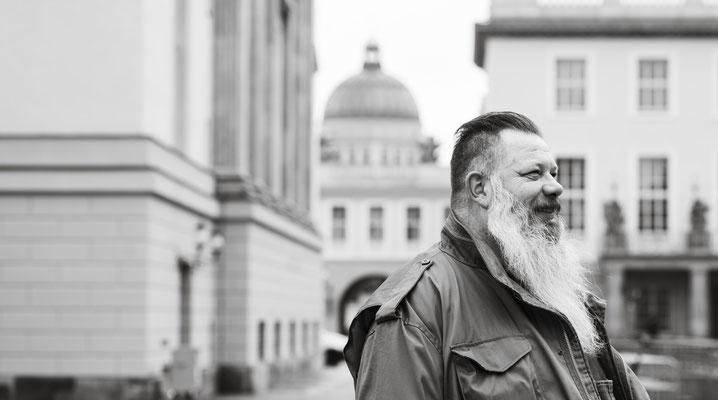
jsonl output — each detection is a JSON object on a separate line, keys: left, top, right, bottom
{"left": 1, "top": 0, "right": 718, "bottom": 399}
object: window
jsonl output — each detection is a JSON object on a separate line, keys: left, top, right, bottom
{"left": 178, "top": 260, "right": 191, "bottom": 346}
{"left": 638, "top": 58, "right": 669, "bottom": 111}
{"left": 369, "top": 206, "right": 383, "bottom": 241}
{"left": 274, "top": 321, "right": 281, "bottom": 358}
{"left": 289, "top": 321, "right": 296, "bottom": 356}
{"left": 312, "top": 321, "right": 319, "bottom": 351}
{"left": 302, "top": 321, "right": 308, "bottom": 353}
{"left": 639, "top": 158, "right": 668, "bottom": 232}
{"left": 556, "top": 158, "right": 585, "bottom": 231}
{"left": 555, "top": 58, "right": 586, "bottom": 111}
{"left": 407, "top": 207, "right": 421, "bottom": 241}
{"left": 258, "top": 321, "right": 265, "bottom": 361}
{"left": 332, "top": 206, "right": 346, "bottom": 241}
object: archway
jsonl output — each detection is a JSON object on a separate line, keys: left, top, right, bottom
{"left": 338, "top": 275, "right": 387, "bottom": 334}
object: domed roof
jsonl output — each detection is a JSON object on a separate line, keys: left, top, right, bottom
{"left": 324, "top": 43, "right": 419, "bottom": 121}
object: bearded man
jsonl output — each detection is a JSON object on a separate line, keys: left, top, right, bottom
{"left": 344, "top": 112, "right": 649, "bottom": 400}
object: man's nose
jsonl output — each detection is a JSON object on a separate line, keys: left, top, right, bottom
{"left": 542, "top": 175, "right": 563, "bottom": 197}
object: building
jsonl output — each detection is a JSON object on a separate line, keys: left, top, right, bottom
{"left": 475, "top": 0, "right": 718, "bottom": 395}
{"left": 319, "top": 44, "right": 450, "bottom": 334}
{"left": 0, "top": 0, "right": 320, "bottom": 398}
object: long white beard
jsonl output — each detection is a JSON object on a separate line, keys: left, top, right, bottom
{"left": 486, "top": 178, "right": 602, "bottom": 356}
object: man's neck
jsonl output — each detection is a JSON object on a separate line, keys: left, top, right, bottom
{"left": 454, "top": 207, "right": 503, "bottom": 262}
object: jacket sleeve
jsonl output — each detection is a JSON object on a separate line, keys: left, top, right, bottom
{"left": 355, "top": 318, "right": 443, "bottom": 400}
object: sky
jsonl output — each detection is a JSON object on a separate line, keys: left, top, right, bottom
{"left": 313, "top": 0, "right": 491, "bottom": 164}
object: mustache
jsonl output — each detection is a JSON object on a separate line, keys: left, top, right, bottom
{"left": 532, "top": 200, "right": 561, "bottom": 213}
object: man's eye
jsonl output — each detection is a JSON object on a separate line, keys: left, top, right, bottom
{"left": 524, "top": 171, "right": 540, "bottom": 179}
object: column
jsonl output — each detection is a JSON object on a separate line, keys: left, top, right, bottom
{"left": 212, "top": 0, "right": 252, "bottom": 175}
{"left": 282, "top": 2, "right": 297, "bottom": 204}
{"left": 268, "top": 0, "right": 283, "bottom": 197}
{"left": 690, "top": 266, "right": 710, "bottom": 337}
{"left": 250, "top": 0, "right": 268, "bottom": 184}
{"left": 295, "top": 0, "right": 311, "bottom": 211}
{"left": 605, "top": 263, "right": 626, "bottom": 338}
{"left": 236, "top": 0, "right": 252, "bottom": 175}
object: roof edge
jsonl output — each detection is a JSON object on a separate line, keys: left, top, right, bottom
{"left": 474, "top": 17, "right": 718, "bottom": 68}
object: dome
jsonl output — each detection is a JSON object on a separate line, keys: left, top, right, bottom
{"left": 324, "top": 44, "right": 420, "bottom": 121}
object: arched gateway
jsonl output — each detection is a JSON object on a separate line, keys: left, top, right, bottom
{"left": 338, "top": 275, "right": 387, "bottom": 333}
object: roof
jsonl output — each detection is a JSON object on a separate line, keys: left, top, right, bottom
{"left": 474, "top": 17, "right": 718, "bottom": 68}
{"left": 324, "top": 43, "right": 420, "bottom": 121}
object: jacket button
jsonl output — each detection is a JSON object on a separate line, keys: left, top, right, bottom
{"left": 420, "top": 259, "right": 431, "bottom": 265}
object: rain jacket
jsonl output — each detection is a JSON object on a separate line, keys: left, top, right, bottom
{"left": 344, "top": 212, "right": 649, "bottom": 400}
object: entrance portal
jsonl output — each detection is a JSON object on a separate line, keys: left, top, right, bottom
{"left": 624, "top": 270, "right": 689, "bottom": 337}
{"left": 710, "top": 271, "right": 718, "bottom": 338}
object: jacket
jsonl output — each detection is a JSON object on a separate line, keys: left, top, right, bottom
{"left": 344, "top": 212, "right": 650, "bottom": 400}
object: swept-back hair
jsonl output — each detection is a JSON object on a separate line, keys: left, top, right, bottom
{"left": 450, "top": 111, "right": 541, "bottom": 200}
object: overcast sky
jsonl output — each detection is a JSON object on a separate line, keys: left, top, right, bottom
{"left": 313, "top": 0, "right": 490, "bottom": 164}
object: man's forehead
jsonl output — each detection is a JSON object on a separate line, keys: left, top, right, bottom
{"left": 498, "top": 129, "right": 554, "bottom": 164}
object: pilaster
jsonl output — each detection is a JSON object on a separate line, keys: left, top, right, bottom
{"left": 605, "top": 262, "right": 626, "bottom": 338}
{"left": 690, "top": 266, "right": 710, "bottom": 337}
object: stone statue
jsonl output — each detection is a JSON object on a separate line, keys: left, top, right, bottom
{"left": 603, "top": 200, "right": 626, "bottom": 252}
{"left": 690, "top": 199, "right": 708, "bottom": 232}
{"left": 688, "top": 199, "right": 709, "bottom": 250}
{"left": 419, "top": 137, "right": 439, "bottom": 163}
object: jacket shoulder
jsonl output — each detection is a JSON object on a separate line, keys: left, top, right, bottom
{"left": 343, "top": 245, "right": 446, "bottom": 380}
{"left": 364, "top": 247, "right": 446, "bottom": 322}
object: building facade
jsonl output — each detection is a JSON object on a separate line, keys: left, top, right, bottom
{"left": 319, "top": 44, "right": 450, "bottom": 334}
{"left": 475, "top": 0, "right": 718, "bottom": 395}
{"left": 213, "top": 0, "right": 322, "bottom": 394}
{"left": 0, "top": 0, "right": 320, "bottom": 398}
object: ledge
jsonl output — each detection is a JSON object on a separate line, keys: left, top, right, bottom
{"left": 0, "top": 134, "right": 219, "bottom": 218}
{"left": 216, "top": 173, "right": 321, "bottom": 252}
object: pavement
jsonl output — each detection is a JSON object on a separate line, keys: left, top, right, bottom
{"left": 217, "top": 364, "right": 355, "bottom": 400}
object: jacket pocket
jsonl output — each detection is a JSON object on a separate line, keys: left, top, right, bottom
{"left": 595, "top": 380, "right": 616, "bottom": 400}
{"left": 451, "top": 335, "right": 542, "bottom": 400}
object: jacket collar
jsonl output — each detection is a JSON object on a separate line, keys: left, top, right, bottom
{"left": 441, "top": 211, "right": 532, "bottom": 300}
{"left": 441, "top": 211, "right": 607, "bottom": 319}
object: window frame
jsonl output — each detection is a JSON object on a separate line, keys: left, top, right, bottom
{"left": 331, "top": 205, "right": 347, "bottom": 242}
{"left": 369, "top": 205, "right": 384, "bottom": 242}
{"left": 630, "top": 52, "right": 677, "bottom": 117}
{"left": 406, "top": 206, "right": 421, "bottom": 242}
{"left": 547, "top": 51, "right": 594, "bottom": 118}
{"left": 637, "top": 157, "right": 669, "bottom": 233}
{"left": 556, "top": 157, "right": 586, "bottom": 232}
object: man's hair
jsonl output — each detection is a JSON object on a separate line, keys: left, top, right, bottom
{"left": 450, "top": 111, "right": 541, "bottom": 201}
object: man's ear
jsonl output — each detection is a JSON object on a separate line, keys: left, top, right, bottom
{"left": 465, "top": 171, "right": 491, "bottom": 209}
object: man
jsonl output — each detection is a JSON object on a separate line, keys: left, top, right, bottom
{"left": 344, "top": 112, "right": 649, "bottom": 400}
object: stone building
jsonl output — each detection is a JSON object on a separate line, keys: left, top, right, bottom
{"left": 475, "top": 0, "right": 718, "bottom": 395}
{"left": 319, "top": 44, "right": 450, "bottom": 334}
{"left": 0, "top": 0, "right": 320, "bottom": 398}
